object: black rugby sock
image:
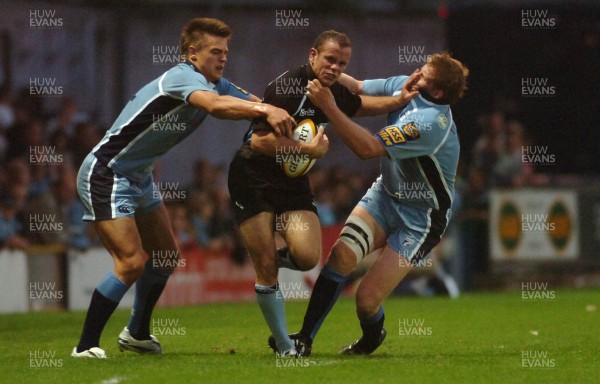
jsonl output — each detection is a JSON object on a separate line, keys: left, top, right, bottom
{"left": 359, "top": 310, "right": 385, "bottom": 350}
{"left": 76, "top": 290, "right": 119, "bottom": 352}
{"left": 130, "top": 282, "right": 167, "bottom": 340}
{"left": 300, "top": 265, "right": 346, "bottom": 340}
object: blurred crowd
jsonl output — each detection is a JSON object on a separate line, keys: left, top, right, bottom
{"left": 0, "top": 88, "right": 101, "bottom": 252}
{"left": 2, "top": 86, "right": 554, "bottom": 289}
{"left": 455, "top": 108, "right": 550, "bottom": 289}
{"left": 0, "top": 87, "right": 375, "bottom": 266}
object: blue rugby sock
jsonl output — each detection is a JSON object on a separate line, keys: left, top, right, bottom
{"left": 77, "top": 271, "right": 129, "bottom": 352}
{"left": 300, "top": 264, "right": 347, "bottom": 340}
{"left": 255, "top": 283, "right": 294, "bottom": 352}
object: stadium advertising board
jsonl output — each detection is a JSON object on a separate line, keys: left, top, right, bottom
{"left": 490, "top": 189, "right": 579, "bottom": 260}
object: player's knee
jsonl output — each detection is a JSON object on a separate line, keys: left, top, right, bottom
{"left": 327, "top": 242, "right": 358, "bottom": 275}
{"left": 334, "top": 215, "right": 375, "bottom": 273}
{"left": 288, "top": 248, "right": 320, "bottom": 271}
{"left": 117, "top": 255, "right": 145, "bottom": 282}
{"left": 293, "top": 257, "right": 318, "bottom": 271}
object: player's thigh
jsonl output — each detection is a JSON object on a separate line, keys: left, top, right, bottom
{"left": 239, "top": 211, "right": 278, "bottom": 284}
{"left": 355, "top": 245, "right": 412, "bottom": 317}
{"left": 327, "top": 205, "right": 387, "bottom": 273}
{"left": 278, "top": 210, "right": 321, "bottom": 266}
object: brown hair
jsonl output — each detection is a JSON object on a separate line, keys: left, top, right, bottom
{"left": 312, "top": 30, "right": 351, "bottom": 51}
{"left": 427, "top": 52, "right": 469, "bottom": 105}
{"left": 180, "top": 18, "right": 232, "bottom": 58}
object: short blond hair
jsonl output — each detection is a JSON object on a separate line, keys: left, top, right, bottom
{"left": 180, "top": 18, "right": 232, "bottom": 58}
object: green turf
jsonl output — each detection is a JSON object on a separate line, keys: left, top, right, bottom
{"left": 1, "top": 289, "right": 598, "bottom": 383}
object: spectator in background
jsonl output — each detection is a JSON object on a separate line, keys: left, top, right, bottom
{"left": 166, "top": 202, "right": 197, "bottom": 251}
{"left": 5, "top": 119, "right": 44, "bottom": 161}
{"left": 28, "top": 162, "right": 53, "bottom": 199}
{"left": 50, "top": 129, "right": 74, "bottom": 169}
{"left": 24, "top": 166, "right": 91, "bottom": 249}
{"left": 472, "top": 111, "right": 506, "bottom": 178}
{"left": 0, "top": 182, "right": 30, "bottom": 251}
{"left": 6, "top": 158, "right": 32, "bottom": 190}
{"left": 188, "top": 158, "right": 220, "bottom": 195}
{"left": 70, "top": 122, "right": 102, "bottom": 168}
{"left": 493, "top": 120, "right": 533, "bottom": 188}
{"left": 0, "top": 86, "right": 15, "bottom": 130}
{"left": 308, "top": 167, "right": 336, "bottom": 226}
{"left": 47, "top": 97, "right": 89, "bottom": 136}
{"left": 0, "top": 86, "right": 15, "bottom": 160}
{"left": 457, "top": 166, "right": 490, "bottom": 290}
{"left": 187, "top": 186, "right": 245, "bottom": 262}
{"left": 185, "top": 158, "right": 247, "bottom": 263}
{"left": 188, "top": 189, "right": 216, "bottom": 248}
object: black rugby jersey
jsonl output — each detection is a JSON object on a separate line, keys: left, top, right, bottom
{"left": 240, "top": 63, "right": 361, "bottom": 151}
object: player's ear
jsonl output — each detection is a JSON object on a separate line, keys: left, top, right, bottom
{"left": 430, "top": 88, "right": 444, "bottom": 100}
{"left": 188, "top": 46, "right": 197, "bottom": 61}
{"left": 309, "top": 48, "right": 317, "bottom": 66}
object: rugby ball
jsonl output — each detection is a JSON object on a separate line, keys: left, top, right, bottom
{"left": 282, "top": 119, "right": 318, "bottom": 178}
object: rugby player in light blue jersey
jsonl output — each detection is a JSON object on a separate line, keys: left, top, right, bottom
{"left": 72, "top": 17, "right": 295, "bottom": 358}
{"left": 289, "top": 52, "right": 469, "bottom": 356}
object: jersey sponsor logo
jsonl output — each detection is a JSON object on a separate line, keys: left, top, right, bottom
{"left": 298, "top": 108, "right": 315, "bottom": 117}
{"left": 377, "top": 123, "right": 419, "bottom": 147}
{"left": 437, "top": 114, "right": 448, "bottom": 129}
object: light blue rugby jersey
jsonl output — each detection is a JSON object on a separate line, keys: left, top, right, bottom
{"left": 92, "top": 60, "right": 251, "bottom": 183}
{"left": 363, "top": 76, "right": 459, "bottom": 211}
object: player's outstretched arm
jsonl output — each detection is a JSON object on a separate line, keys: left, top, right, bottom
{"left": 306, "top": 79, "right": 385, "bottom": 160}
{"left": 338, "top": 73, "right": 363, "bottom": 94}
{"left": 251, "top": 126, "right": 329, "bottom": 159}
{"left": 354, "top": 70, "right": 421, "bottom": 117}
{"left": 188, "top": 91, "right": 295, "bottom": 136}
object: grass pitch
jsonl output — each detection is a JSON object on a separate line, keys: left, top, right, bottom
{"left": 1, "top": 289, "right": 598, "bottom": 383}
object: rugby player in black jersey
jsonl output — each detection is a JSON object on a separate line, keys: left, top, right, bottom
{"left": 228, "top": 30, "right": 409, "bottom": 357}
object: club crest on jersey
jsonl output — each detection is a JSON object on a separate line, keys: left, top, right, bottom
{"left": 437, "top": 114, "right": 448, "bottom": 129}
{"left": 402, "top": 122, "right": 420, "bottom": 139}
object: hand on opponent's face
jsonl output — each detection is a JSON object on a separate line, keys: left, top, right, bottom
{"left": 398, "top": 69, "right": 422, "bottom": 106}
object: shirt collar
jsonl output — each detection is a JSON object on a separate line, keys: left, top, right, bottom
{"left": 418, "top": 90, "right": 447, "bottom": 106}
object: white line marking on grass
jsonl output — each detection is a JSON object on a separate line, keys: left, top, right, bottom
{"left": 101, "top": 376, "right": 125, "bottom": 384}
